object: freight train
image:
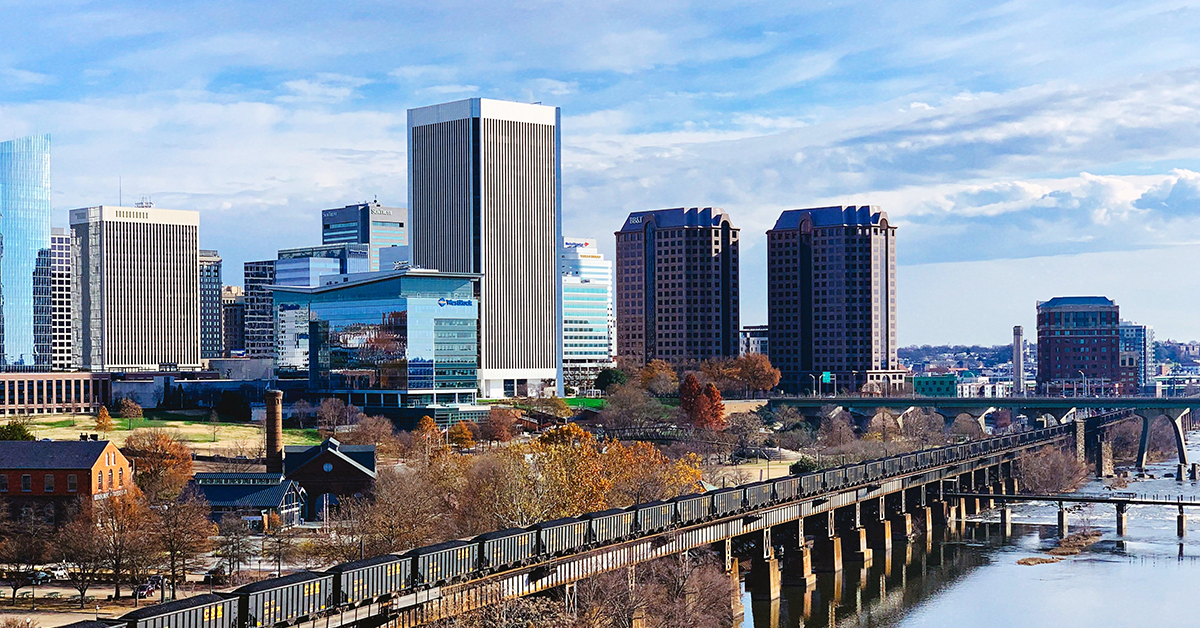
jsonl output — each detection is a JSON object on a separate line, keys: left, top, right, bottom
{"left": 105, "top": 425, "right": 1065, "bottom": 628}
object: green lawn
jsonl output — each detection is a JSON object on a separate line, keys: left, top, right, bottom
{"left": 565, "top": 398, "right": 606, "bottom": 409}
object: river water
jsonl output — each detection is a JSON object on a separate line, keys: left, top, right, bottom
{"left": 740, "top": 431, "right": 1200, "bottom": 628}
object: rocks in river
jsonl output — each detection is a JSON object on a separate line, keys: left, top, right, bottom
{"left": 1017, "top": 557, "right": 1062, "bottom": 566}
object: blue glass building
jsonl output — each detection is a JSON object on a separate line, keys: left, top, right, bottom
{"left": 0, "top": 135, "right": 52, "bottom": 369}
{"left": 272, "top": 269, "right": 485, "bottom": 428}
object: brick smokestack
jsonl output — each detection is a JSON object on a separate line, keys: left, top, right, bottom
{"left": 265, "top": 389, "right": 284, "bottom": 473}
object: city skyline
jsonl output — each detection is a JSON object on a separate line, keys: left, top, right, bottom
{"left": 1, "top": 2, "right": 1198, "bottom": 345}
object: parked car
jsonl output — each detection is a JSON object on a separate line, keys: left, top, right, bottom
{"left": 23, "top": 571, "right": 53, "bottom": 585}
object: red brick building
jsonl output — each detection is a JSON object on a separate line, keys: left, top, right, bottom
{"left": 1036, "top": 296, "right": 1121, "bottom": 396}
{"left": 282, "top": 438, "right": 375, "bottom": 520}
{"left": 0, "top": 440, "right": 133, "bottom": 525}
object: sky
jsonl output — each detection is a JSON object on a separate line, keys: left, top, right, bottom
{"left": 3, "top": 0, "right": 1200, "bottom": 346}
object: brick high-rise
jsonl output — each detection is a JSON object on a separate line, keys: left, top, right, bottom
{"left": 766, "top": 206, "right": 902, "bottom": 395}
{"left": 615, "top": 207, "right": 739, "bottom": 366}
{"left": 1036, "top": 296, "right": 1120, "bottom": 396}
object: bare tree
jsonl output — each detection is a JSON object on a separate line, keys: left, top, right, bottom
{"left": 215, "top": 518, "right": 255, "bottom": 580}
{"left": 94, "top": 490, "right": 156, "bottom": 598}
{"left": 54, "top": 517, "right": 107, "bottom": 607}
{"left": 156, "top": 489, "right": 214, "bottom": 598}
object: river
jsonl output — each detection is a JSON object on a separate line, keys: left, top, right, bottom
{"left": 740, "top": 431, "right": 1200, "bottom": 628}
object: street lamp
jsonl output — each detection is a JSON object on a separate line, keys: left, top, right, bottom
{"left": 809, "top": 374, "right": 817, "bottom": 397}
{"left": 1078, "top": 370, "right": 1087, "bottom": 398}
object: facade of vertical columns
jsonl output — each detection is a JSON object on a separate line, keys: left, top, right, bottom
{"left": 1136, "top": 408, "right": 1191, "bottom": 471}
{"left": 807, "top": 511, "right": 842, "bottom": 573}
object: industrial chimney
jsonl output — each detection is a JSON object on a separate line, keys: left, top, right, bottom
{"left": 265, "top": 389, "right": 284, "bottom": 473}
{"left": 1012, "top": 326, "right": 1025, "bottom": 397}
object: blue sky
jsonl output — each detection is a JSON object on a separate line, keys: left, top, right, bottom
{"left": 4, "top": 0, "right": 1200, "bottom": 345}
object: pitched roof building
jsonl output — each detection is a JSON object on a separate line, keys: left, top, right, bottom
{"left": 188, "top": 472, "right": 306, "bottom": 529}
{"left": 0, "top": 439, "right": 132, "bottom": 525}
{"left": 283, "top": 438, "right": 376, "bottom": 520}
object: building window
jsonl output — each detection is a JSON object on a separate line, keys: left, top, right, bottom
{"left": 21, "top": 474, "right": 31, "bottom": 492}
{"left": 108, "top": 470, "right": 113, "bottom": 489}
{"left": 118, "top": 468, "right": 124, "bottom": 488}
{"left": 0, "top": 475, "right": 7, "bottom": 492}
{"left": 67, "top": 474, "right": 77, "bottom": 492}
{"left": 44, "top": 474, "right": 54, "bottom": 492}
{"left": 97, "top": 471, "right": 103, "bottom": 491}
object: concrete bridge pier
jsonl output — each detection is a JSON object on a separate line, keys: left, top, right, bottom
{"left": 999, "top": 504, "right": 1012, "bottom": 537}
{"left": 837, "top": 503, "right": 873, "bottom": 567}
{"left": 808, "top": 511, "right": 842, "bottom": 573}
{"left": 1116, "top": 503, "right": 1127, "bottom": 536}
{"left": 887, "top": 489, "right": 913, "bottom": 539}
{"left": 751, "top": 528, "right": 780, "bottom": 602}
{"left": 1136, "top": 409, "right": 1190, "bottom": 472}
{"left": 1057, "top": 502, "right": 1068, "bottom": 538}
{"left": 1191, "top": 463, "right": 1199, "bottom": 481}
{"left": 1178, "top": 464, "right": 1187, "bottom": 482}
{"left": 714, "top": 538, "right": 744, "bottom": 622}
{"left": 1096, "top": 437, "right": 1114, "bottom": 477}
{"left": 1178, "top": 506, "right": 1187, "bottom": 538}
{"left": 782, "top": 520, "right": 817, "bottom": 588}
{"left": 862, "top": 497, "right": 892, "bottom": 556}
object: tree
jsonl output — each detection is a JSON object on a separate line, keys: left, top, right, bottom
{"left": 0, "top": 417, "right": 34, "bottom": 441}
{"left": 595, "top": 368, "right": 628, "bottom": 393}
{"left": 526, "top": 397, "right": 572, "bottom": 419}
{"left": 598, "top": 385, "right": 669, "bottom": 428}
{"left": 291, "top": 399, "right": 315, "bottom": 429}
{"left": 678, "top": 374, "right": 705, "bottom": 422}
{"left": 482, "top": 407, "right": 519, "bottom": 443}
{"left": 215, "top": 518, "right": 254, "bottom": 579}
{"left": 317, "top": 398, "right": 363, "bottom": 433}
{"left": 262, "top": 523, "right": 299, "bottom": 576}
{"left": 123, "top": 429, "right": 194, "bottom": 501}
{"left": 696, "top": 384, "right": 726, "bottom": 430}
{"left": 732, "top": 354, "right": 781, "bottom": 395}
{"left": 603, "top": 441, "right": 702, "bottom": 507}
{"left": 0, "top": 517, "right": 48, "bottom": 603}
{"left": 95, "top": 407, "right": 114, "bottom": 436}
{"left": 207, "top": 409, "right": 220, "bottom": 442}
{"left": 638, "top": 360, "right": 679, "bottom": 396}
{"left": 115, "top": 398, "right": 143, "bottom": 420}
{"left": 337, "top": 416, "right": 401, "bottom": 456}
{"left": 155, "top": 489, "right": 214, "bottom": 599}
{"left": 448, "top": 422, "right": 475, "bottom": 450}
{"left": 94, "top": 489, "right": 155, "bottom": 598}
{"left": 413, "top": 416, "right": 442, "bottom": 460}
{"left": 54, "top": 517, "right": 108, "bottom": 608}
{"left": 817, "top": 408, "right": 856, "bottom": 448}
{"left": 726, "top": 412, "right": 766, "bottom": 453}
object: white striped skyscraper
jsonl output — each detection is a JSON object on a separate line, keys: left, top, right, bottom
{"left": 408, "top": 98, "right": 562, "bottom": 398}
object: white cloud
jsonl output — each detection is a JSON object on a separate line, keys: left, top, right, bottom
{"left": 277, "top": 74, "right": 371, "bottom": 104}
{"left": 0, "top": 67, "right": 54, "bottom": 86}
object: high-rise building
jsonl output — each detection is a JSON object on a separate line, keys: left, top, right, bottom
{"left": 1036, "top": 296, "right": 1120, "bottom": 396}
{"left": 321, "top": 201, "right": 407, "bottom": 271}
{"left": 50, "top": 228, "right": 72, "bottom": 371}
{"left": 559, "top": 238, "right": 614, "bottom": 388}
{"left": 71, "top": 205, "right": 200, "bottom": 371}
{"left": 409, "top": 98, "right": 561, "bottom": 397}
{"left": 1012, "top": 325, "right": 1025, "bottom": 396}
{"left": 243, "top": 261, "right": 276, "bottom": 359}
{"left": 739, "top": 325, "right": 769, "bottom": 356}
{"left": 199, "top": 250, "right": 223, "bottom": 360}
{"left": 1119, "top": 320, "right": 1155, "bottom": 393}
{"left": 221, "top": 286, "right": 245, "bottom": 357}
{"left": 766, "top": 206, "right": 902, "bottom": 395}
{"left": 0, "top": 135, "right": 52, "bottom": 370}
{"left": 276, "top": 243, "right": 369, "bottom": 287}
{"left": 615, "top": 207, "right": 740, "bottom": 366}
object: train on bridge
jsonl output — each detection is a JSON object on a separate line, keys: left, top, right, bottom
{"left": 98, "top": 424, "right": 1071, "bottom": 628}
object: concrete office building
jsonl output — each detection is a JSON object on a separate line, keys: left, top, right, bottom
{"left": 221, "top": 287, "right": 245, "bottom": 357}
{"left": 739, "top": 325, "right": 769, "bottom": 356}
{"left": 321, "top": 201, "right": 407, "bottom": 272}
{"left": 0, "top": 135, "right": 52, "bottom": 370}
{"left": 766, "top": 206, "right": 903, "bottom": 395}
{"left": 71, "top": 205, "right": 200, "bottom": 371}
{"left": 199, "top": 250, "right": 223, "bottom": 360}
{"left": 615, "top": 207, "right": 740, "bottom": 366}
{"left": 559, "top": 238, "right": 614, "bottom": 388}
{"left": 1012, "top": 326, "right": 1026, "bottom": 396}
{"left": 1119, "top": 320, "right": 1155, "bottom": 393}
{"left": 1036, "top": 296, "right": 1120, "bottom": 396}
{"left": 243, "top": 261, "right": 276, "bottom": 359}
{"left": 50, "top": 228, "right": 72, "bottom": 371}
{"left": 409, "top": 98, "right": 561, "bottom": 398}
{"left": 272, "top": 268, "right": 487, "bottom": 428}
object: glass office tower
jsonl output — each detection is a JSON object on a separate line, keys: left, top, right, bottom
{"left": 0, "top": 134, "right": 52, "bottom": 369}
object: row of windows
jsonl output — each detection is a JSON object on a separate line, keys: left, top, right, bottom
{"left": 0, "top": 472, "right": 85, "bottom": 492}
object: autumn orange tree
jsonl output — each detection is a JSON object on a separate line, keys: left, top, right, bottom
{"left": 602, "top": 441, "right": 703, "bottom": 507}
{"left": 448, "top": 422, "right": 475, "bottom": 450}
{"left": 699, "top": 383, "right": 726, "bottom": 430}
{"left": 123, "top": 429, "right": 194, "bottom": 501}
{"left": 638, "top": 359, "right": 679, "bottom": 395}
{"left": 413, "top": 416, "right": 443, "bottom": 460}
{"left": 732, "top": 353, "right": 781, "bottom": 395}
{"left": 482, "top": 407, "right": 519, "bottom": 443}
{"left": 95, "top": 406, "right": 114, "bottom": 435}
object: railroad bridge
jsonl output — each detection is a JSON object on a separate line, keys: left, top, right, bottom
{"left": 768, "top": 396, "right": 1197, "bottom": 474}
{"left": 377, "top": 416, "right": 1135, "bottom": 627}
